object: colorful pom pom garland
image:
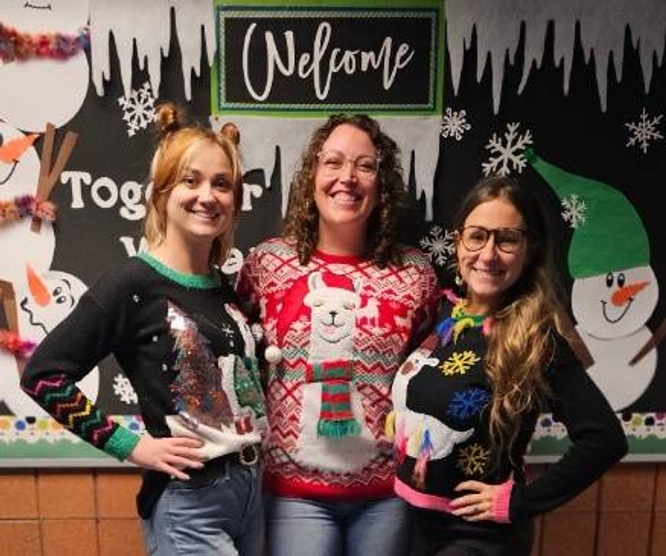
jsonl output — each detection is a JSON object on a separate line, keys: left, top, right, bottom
{"left": 0, "top": 195, "right": 57, "bottom": 223}
{"left": 0, "top": 329, "right": 36, "bottom": 359}
{"left": 436, "top": 289, "right": 493, "bottom": 345}
{"left": 0, "top": 22, "right": 90, "bottom": 63}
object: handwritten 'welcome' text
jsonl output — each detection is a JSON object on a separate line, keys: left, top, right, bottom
{"left": 242, "top": 22, "right": 415, "bottom": 101}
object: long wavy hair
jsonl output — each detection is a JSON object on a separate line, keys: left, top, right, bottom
{"left": 452, "top": 176, "right": 565, "bottom": 457}
{"left": 282, "top": 114, "right": 407, "bottom": 267}
{"left": 144, "top": 103, "right": 243, "bottom": 266}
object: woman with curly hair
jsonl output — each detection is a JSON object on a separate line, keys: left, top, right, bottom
{"left": 22, "top": 103, "right": 267, "bottom": 555}
{"left": 388, "top": 176, "right": 627, "bottom": 555}
{"left": 238, "top": 114, "right": 440, "bottom": 556}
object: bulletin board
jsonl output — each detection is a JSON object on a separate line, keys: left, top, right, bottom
{"left": 0, "top": 0, "right": 445, "bottom": 466}
{"left": 0, "top": 0, "right": 664, "bottom": 466}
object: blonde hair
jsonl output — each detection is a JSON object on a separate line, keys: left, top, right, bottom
{"left": 453, "top": 176, "right": 567, "bottom": 458}
{"left": 144, "top": 103, "right": 242, "bottom": 266}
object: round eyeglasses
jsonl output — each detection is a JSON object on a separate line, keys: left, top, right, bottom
{"left": 317, "top": 149, "right": 380, "bottom": 178}
{"left": 459, "top": 226, "right": 527, "bottom": 254}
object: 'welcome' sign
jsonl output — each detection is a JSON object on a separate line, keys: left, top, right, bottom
{"left": 213, "top": 2, "right": 443, "bottom": 115}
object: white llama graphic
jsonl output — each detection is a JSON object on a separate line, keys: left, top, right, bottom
{"left": 295, "top": 271, "right": 379, "bottom": 472}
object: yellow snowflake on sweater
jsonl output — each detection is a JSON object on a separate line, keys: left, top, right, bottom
{"left": 457, "top": 443, "right": 490, "bottom": 476}
{"left": 440, "top": 350, "right": 480, "bottom": 376}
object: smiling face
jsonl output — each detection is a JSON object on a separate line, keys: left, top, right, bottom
{"left": 163, "top": 142, "right": 236, "bottom": 253}
{"left": 313, "top": 123, "right": 379, "bottom": 247}
{"left": 572, "top": 265, "right": 658, "bottom": 339}
{"left": 0, "top": 0, "right": 89, "bottom": 31}
{"left": 457, "top": 198, "right": 529, "bottom": 314}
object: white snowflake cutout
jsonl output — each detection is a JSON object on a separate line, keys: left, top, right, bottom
{"left": 626, "top": 108, "right": 663, "bottom": 154}
{"left": 419, "top": 225, "right": 456, "bottom": 267}
{"left": 118, "top": 82, "right": 156, "bottom": 138}
{"left": 440, "top": 107, "right": 471, "bottom": 141}
{"left": 561, "top": 194, "right": 587, "bottom": 229}
{"left": 113, "top": 373, "right": 139, "bottom": 405}
{"left": 482, "top": 122, "right": 533, "bottom": 177}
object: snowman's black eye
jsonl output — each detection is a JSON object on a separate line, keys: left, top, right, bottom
{"left": 617, "top": 273, "right": 626, "bottom": 288}
{"left": 605, "top": 273, "right": 614, "bottom": 288}
{"left": 0, "top": 132, "right": 4, "bottom": 147}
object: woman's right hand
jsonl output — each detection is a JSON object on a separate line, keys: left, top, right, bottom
{"left": 127, "top": 435, "right": 205, "bottom": 480}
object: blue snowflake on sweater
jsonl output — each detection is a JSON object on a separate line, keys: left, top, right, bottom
{"left": 447, "top": 388, "right": 490, "bottom": 420}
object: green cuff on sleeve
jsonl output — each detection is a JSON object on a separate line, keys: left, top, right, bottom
{"left": 103, "top": 426, "right": 141, "bottom": 461}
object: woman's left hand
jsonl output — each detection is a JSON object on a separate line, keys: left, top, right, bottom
{"left": 449, "top": 480, "right": 501, "bottom": 521}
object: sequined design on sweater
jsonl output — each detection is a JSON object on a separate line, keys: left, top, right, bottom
{"left": 168, "top": 302, "right": 235, "bottom": 428}
{"left": 164, "top": 302, "right": 265, "bottom": 459}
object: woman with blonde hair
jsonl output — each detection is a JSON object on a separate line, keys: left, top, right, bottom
{"left": 22, "top": 104, "right": 266, "bottom": 555}
{"left": 389, "top": 176, "right": 627, "bottom": 555}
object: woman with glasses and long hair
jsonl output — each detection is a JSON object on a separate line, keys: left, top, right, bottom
{"left": 237, "top": 114, "right": 440, "bottom": 556}
{"left": 388, "top": 175, "right": 627, "bottom": 555}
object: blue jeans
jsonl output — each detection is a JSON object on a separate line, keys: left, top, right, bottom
{"left": 142, "top": 460, "right": 264, "bottom": 556}
{"left": 267, "top": 495, "right": 412, "bottom": 556}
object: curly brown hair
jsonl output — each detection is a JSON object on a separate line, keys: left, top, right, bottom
{"left": 282, "top": 114, "right": 408, "bottom": 267}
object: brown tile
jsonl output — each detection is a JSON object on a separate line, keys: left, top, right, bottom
{"left": 650, "top": 512, "right": 666, "bottom": 556}
{"left": 541, "top": 512, "right": 597, "bottom": 556}
{"left": 98, "top": 518, "right": 147, "bottom": 556}
{"left": 529, "top": 515, "right": 542, "bottom": 556}
{"left": 653, "top": 463, "right": 666, "bottom": 512}
{"left": 599, "top": 463, "right": 656, "bottom": 512}
{"left": 0, "top": 471, "right": 38, "bottom": 518}
{"left": 96, "top": 470, "right": 142, "bottom": 518}
{"left": 37, "top": 470, "right": 96, "bottom": 518}
{"left": 597, "top": 512, "right": 651, "bottom": 556}
{"left": 42, "top": 518, "right": 98, "bottom": 556}
{"left": 0, "top": 521, "right": 42, "bottom": 556}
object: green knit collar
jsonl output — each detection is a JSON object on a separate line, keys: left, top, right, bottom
{"left": 138, "top": 252, "right": 221, "bottom": 289}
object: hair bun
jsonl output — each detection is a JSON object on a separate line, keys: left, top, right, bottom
{"left": 154, "top": 102, "right": 183, "bottom": 137}
{"left": 219, "top": 122, "right": 240, "bottom": 146}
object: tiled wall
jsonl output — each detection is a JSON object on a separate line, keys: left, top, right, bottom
{"left": 531, "top": 462, "right": 663, "bottom": 556}
{"left": 0, "top": 462, "right": 662, "bottom": 555}
{"left": 0, "top": 469, "right": 145, "bottom": 556}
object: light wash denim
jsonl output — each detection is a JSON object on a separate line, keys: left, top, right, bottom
{"left": 142, "top": 460, "right": 263, "bottom": 556}
{"left": 267, "top": 495, "right": 412, "bottom": 556}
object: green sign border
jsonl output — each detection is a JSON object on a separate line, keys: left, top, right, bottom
{"left": 211, "top": 0, "right": 445, "bottom": 117}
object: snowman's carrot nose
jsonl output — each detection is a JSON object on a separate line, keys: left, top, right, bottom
{"left": 0, "top": 134, "right": 39, "bottom": 164}
{"left": 611, "top": 281, "right": 649, "bottom": 306}
{"left": 27, "top": 265, "right": 50, "bottom": 307}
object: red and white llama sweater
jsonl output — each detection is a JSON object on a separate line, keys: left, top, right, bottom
{"left": 237, "top": 238, "right": 440, "bottom": 501}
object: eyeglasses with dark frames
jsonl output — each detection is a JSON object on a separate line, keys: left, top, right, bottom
{"left": 458, "top": 226, "right": 527, "bottom": 254}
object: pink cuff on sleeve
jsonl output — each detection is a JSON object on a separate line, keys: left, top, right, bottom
{"left": 491, "top": 478, "right": 514, "bottom": 523}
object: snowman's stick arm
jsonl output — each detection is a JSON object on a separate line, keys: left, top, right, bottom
{"left": 31, "top": 123, "right": 79, "bottom": 232}
{"left": 0, "top": 280, "right": 27, "bottom": 374}
{"left": 556, "top": 304, "right": 595, "bottom": 368}
{"left": 630, "top": 317, "right": 666, "bottom": 366}
{"left": 0, "top": 279, "right": 18, "bottom": 335}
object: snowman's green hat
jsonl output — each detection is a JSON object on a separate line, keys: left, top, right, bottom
{"left": 525, "top": 149, "right": 649, "bottom": 278}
